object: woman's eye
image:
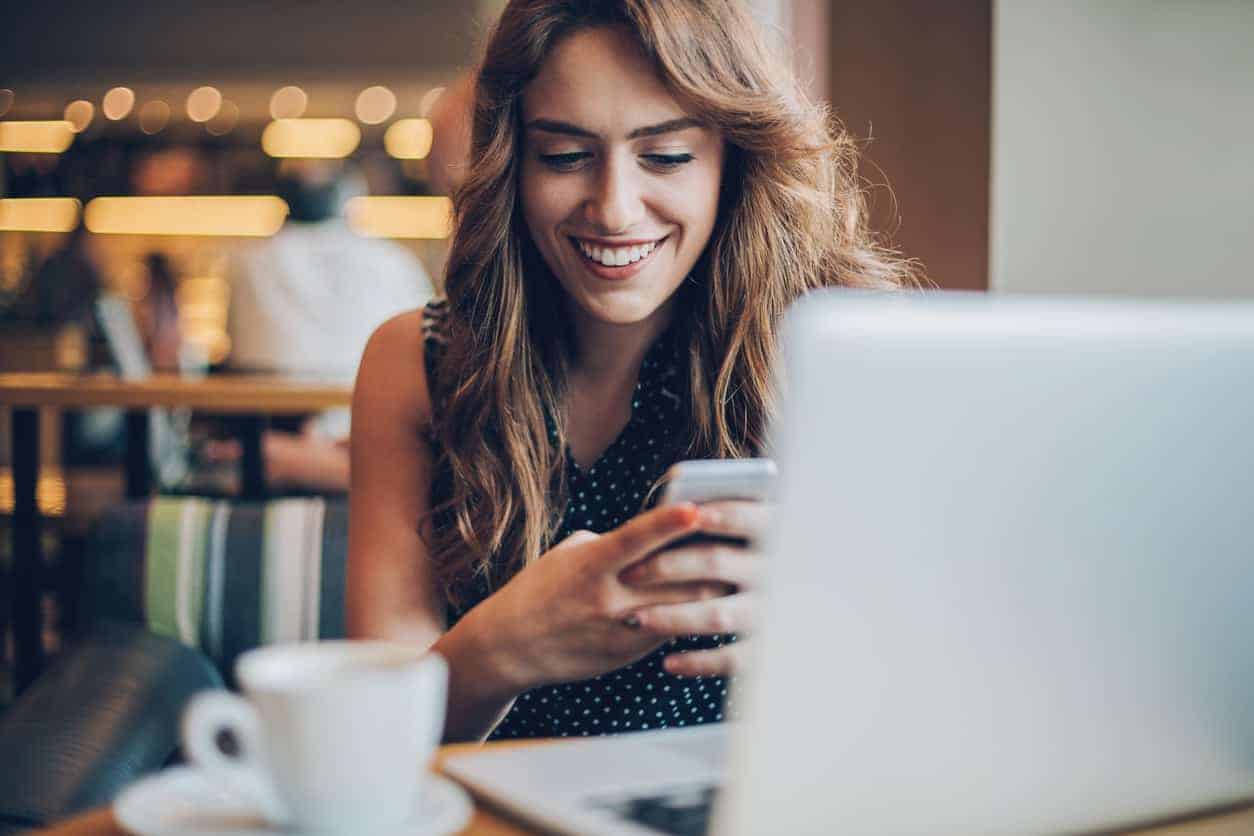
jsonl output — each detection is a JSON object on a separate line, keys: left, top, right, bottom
{"left": 539, "top": 152, "right": 591, "bottom": 171}
{"left": 642, "top": 153, "right": 695, "bottom": 170}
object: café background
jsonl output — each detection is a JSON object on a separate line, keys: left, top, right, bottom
{"left": 2, "top": 0, "right": 1252, "bottom": 697}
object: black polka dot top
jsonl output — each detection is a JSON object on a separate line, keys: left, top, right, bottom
{"left": 421, "top": 298, "right": 734, "bottom": 739}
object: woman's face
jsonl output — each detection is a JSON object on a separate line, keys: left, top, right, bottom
{"left": 520, "top": 26, "right": 725, "bottom": 329}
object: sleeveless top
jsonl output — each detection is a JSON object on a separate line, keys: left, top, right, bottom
{"left": 421, "top": 298, "right": 734, "bottom": 739}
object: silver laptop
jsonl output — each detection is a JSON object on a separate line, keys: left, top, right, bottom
{"left": 444, "top": 291, "right": 1254, "bottom": 835}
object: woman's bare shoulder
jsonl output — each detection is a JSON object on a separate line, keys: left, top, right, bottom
{"left": 356, "top": 309, "right": 433, "bottom": 425}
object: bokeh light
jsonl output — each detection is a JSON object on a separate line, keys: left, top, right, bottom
{"left": 0, "top": 198, "right": 82, "bottom": 232}
{"left": 346, "top": 196, "right": 452, "bottom": 239}
{"left": 186, "top": 86, "right": 223, "bottom": 123}
{"left": 102, "top": 87, "right": 135, "bottom": 120}
{"left": 384, "top": 118, "right": 434, "bottom": 160}
{"left": 84, "top": 196, "right": 289, "bottom": 237}
{"left": 355, "top": 85, "right": 397, "bottom": 125}
{"left": 0, "top": 121, "right": 75, "bottom": 153}
{"left": 269, "top": 85, "right": 308, "bottom": 120}
{"left": 63, "top": 100, "right": 95, "bottom": 133}
{"left": 262, "top": 118, "right": 361, "bottom": 158}
{"left": 206, "top": 100, "right": 240, "bottom": 136}
{"left": 138, "top": 100, "right": 171, "bottom": 134}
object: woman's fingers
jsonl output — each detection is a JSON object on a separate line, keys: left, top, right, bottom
{"left": 598, "top": 503, "right": 701, "bottom": 570}
{"left": 697, "top": 500, "right": 772, "bottom": 543}
{"left": 617, "top": 581, "right": 733, "bottom": 630}
{"left": 663, "top": 643, "right": 747, "bottom": 678}
{"left": 632, "top": 580, "right": 734, "bottom": 607}
{"left": 620, "top": 544, "right": 761, "bottom": 589}
{"left": 633, "top": 592, "right": 755, "bottom": 636}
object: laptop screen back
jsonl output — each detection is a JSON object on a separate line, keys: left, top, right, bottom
{"left": 720, "top": 291, "right": 1254, "bottom": 835}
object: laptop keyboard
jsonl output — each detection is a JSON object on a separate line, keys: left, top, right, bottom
{"left": 590, "top": 784, "right": 719, "bottom": 835}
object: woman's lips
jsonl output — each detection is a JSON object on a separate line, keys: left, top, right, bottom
{"left": 569, "top": 235, "right": 667, "bottom": 281}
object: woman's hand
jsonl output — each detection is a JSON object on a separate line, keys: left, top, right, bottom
{"left": 618, "top": 501, "right": 769, "bottom": 677}
{"left": 462, "top": 502, "right": 732, "bottom": 692}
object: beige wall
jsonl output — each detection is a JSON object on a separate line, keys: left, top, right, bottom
{"left": 992, "top": 1, "right": 1254, "bottom": 298}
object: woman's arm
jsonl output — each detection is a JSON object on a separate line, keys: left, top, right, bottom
{"left": 349, "top": 312, "right": 740, "bottom": 740}
{"left": 347, "top": 311, "right": 520, "bottom": 740}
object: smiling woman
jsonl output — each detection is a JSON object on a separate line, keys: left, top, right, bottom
{"left": 348, "top": 0, "right": 919, "bottom": 744}
{"left": 520, "top": 29, "right": 724, "bottom": 328}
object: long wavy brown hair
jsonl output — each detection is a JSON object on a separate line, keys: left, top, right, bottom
{"left": 428, "top": 0, "right": 919, "bottom": 608}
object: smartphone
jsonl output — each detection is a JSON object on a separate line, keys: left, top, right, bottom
{"left": 658, "top": 458, "right": 777, "bottom": 505}
{"left": 656, "top": 458, "right": 777, "bottom": 549}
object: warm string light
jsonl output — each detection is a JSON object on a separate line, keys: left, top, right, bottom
{"left": 63, "top": 100, "right": 95, "bottom": 133}
{"left": 270, "top": 86, "right": 308, "bottom": 120}
{"left": 23, "top": 82, "right": 452, "bottom": 155}
{"left": 0, "top": 121, "right": 75, "bottom": 153}
{"left": 0, "top": 198, "right": 82, "bottom": 232}
{"left": 384, "top": 118, "right": 434, "bottom": 159}
{"left": 206, "top": 100, "right": 239, "bottom": 136}
{"left": 262, "top": 118, "right": 361, "bottom": 158}
{"left": 138, "top": 100, "right": 171, "bottom": 134}
{"left": 355, "top": 85, "right": 397, "bottom": 125}
{"left": 102, "top": 87, "right": 135, "bottom": 120}
{"left": 346, "top": 196, "right": 452, "bottom": 239}
{"left": 84, "top": 196, "right": 289, "bottom": 237}
{"left": 186, "top": 86, "right": 223, "bottom": 123}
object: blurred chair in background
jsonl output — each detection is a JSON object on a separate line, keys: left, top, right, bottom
{"left": 207, "top": 160, "right": 434, "bottom": 492}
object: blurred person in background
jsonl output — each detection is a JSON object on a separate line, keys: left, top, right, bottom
{"left": 207, "top": 159, "right": 434, "bottom": 492}
{"left": 9, "top": 224, "right": 103, "bottom": 327}
{"left": 136, "top": 252, "right": 182, "bottom": 373}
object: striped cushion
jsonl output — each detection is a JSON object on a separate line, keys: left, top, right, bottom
{"left": 83, "top": 497, "right": 349, "bottom": 679}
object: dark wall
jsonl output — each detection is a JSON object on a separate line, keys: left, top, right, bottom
{"left": 0, "top": 1, "right": 482, "bottom": 83}
{"left": 828, "top": 0, "right": 992, "bottom": 290}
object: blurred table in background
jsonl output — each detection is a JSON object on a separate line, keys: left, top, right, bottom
{"left": 0, "top": 372, "right": 352, "bottom": 693}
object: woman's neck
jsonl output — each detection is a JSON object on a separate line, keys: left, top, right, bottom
{"left": 567, "top": 298, "right": 675, "bottom": 389}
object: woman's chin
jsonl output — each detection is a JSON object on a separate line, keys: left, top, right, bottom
{"left": 568, "top": 286, "right": 680, "bottom": 329}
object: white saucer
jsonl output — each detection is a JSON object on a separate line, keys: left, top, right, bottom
{"left": 114, "top": 766, "right": 474, "bottom": 835}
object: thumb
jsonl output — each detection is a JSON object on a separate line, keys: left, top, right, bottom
{"left": 598, "top": 504, "right": 700, "bottom": 572}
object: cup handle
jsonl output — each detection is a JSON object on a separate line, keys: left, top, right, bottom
{"left": 181, "top": 691, "right": 290, "bottom": 825}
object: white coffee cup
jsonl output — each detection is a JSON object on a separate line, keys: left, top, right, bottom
{"left": 182, "top": 641, "right": 448, "bottom": 832}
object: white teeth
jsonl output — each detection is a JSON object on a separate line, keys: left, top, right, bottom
{"left": 575, "top": 238, "right": 660, "bottom": 267}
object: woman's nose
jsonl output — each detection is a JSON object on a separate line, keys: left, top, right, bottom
{"left": 583, "top": 155, "right": 644, "bottom": 234}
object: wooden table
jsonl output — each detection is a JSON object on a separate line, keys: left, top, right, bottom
{"left": 27, "top": 739, "right": 1254, "bottom": 836}
{"left": 0, "top": 372, "right": 352, "bottom": 692}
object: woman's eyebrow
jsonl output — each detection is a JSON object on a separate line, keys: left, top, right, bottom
{"left": 524, "top": 117, "right": 702, "bottom": 140}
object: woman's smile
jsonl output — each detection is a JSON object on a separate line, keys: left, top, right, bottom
{"left": 569, "top": 234, "right": 669, "bottom": 281}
